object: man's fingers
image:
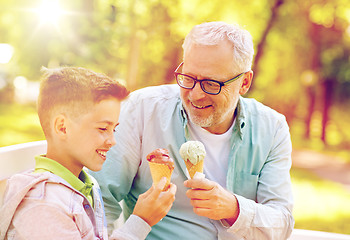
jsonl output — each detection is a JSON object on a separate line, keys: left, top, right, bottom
{"left": 186, "top": 188, "right": 211, "bottom": 200}
{"left": 184, "top": 178, "right": 215, "bottom": 190}
{"left": 192, "top": 207, "right": 213, "bottom": 218}
{"left": 190, "top": 198, "right": 215, "bottom": 208}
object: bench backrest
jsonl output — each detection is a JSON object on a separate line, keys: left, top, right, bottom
{"left": 0, "top": 140, "right": 47, "bottom": 206}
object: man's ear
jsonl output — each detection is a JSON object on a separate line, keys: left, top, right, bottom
{"left": 239, "top": 71, "right": 253, "bottom": 95}
{"left": 53, "top": 114, "right": 67, "bottom": 138}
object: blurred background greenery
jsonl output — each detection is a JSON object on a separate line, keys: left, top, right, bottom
{"left": 1, "top": 0, "right": 349, "bottom": 235}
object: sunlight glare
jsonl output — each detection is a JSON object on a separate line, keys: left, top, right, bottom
{"left": 0, "top": 44, "right": 14, "bottom": 64}
{"left": 37, "top": 0, "right": 63, "bottom": 24}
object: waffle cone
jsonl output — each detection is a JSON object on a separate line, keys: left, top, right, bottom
{"left": 185, "top": 160, "right": 204, "bottom": 179}
{"left": 148, "top": 162, "right": 173, "bottom": 191}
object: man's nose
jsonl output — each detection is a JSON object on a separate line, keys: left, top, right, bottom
{"left": 190, "top": 81, "right": 206, "bottom": 100}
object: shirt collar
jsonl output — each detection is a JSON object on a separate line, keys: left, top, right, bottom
{"left": 34, "top": 155, "right": 94, "bottom": 199}
{"left": 179, "top": 103, "right": 190, "bottom": 140}
{"left": 234, "top": 96, "right": 247, "bottom": 140}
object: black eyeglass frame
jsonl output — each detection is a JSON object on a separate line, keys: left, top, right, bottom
{"left": 174, "top": 62, "right": 246, "bottom": 95}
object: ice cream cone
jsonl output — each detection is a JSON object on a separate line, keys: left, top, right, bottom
{"left": 184, "top": 159, "right": 204, "bottom": 179}
{"left": 180, "top": 141, "right": 206, "bottom": 179}
{"left": 148, "top": 161, "right": 173, "bottom": 191}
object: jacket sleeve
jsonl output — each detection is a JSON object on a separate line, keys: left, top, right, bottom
{"left": 109, "top": 215, "right": 151, "bottom": 240}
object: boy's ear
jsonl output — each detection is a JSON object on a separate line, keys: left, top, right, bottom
{"left": 239, "top": 71, "right": 253, "bottom": 95}
{"left": 53, "top": 114, "right": 67, "bottom": 138}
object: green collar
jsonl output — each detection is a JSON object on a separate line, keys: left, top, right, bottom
{"left": 34, "top": 155, "right": 94, "bottom": 206}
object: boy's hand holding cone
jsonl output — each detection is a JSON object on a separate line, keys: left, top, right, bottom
{"left": 147, "top": 148, "right": 174, "bottom": 191}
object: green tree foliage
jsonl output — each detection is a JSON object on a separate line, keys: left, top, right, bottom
{"left": 0, "top": 0, "right": 277, "bottom": 88}
{"left": 250, "top": 0, "right": 350, "bottom": 147}
{"left": 0, "top": 0, "right": 350, "bottom": 147}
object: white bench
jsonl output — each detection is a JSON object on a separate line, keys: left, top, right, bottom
{"left": 0, "top": 140, "right": 47, "bottom": 206}
{"left": 1, "top": 141, "right": 349, "bottom": 239}
{"left": 0, "top": 140, "right": 47, "bottom": 179}
{"left": 288, "top": 229, "right": 350, "bottom": 239}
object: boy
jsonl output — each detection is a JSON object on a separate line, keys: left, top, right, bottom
{"left": 0, "top": 67, "right": 176, "bottom": 239}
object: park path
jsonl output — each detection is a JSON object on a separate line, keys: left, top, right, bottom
{"left": 292, "top": 149, "right": 350, "bottom": 191}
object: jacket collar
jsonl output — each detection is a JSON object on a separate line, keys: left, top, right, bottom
{"left": 234, "top": 96, "right": 247, "bottom": 140}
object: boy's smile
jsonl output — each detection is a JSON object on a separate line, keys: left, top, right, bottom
{"left": 96, "top": 149, "right": 108, "bottom": 160}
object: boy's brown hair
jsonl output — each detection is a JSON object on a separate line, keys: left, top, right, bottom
{"left": 37, "top": 67, "right": 129, "bottom": 138}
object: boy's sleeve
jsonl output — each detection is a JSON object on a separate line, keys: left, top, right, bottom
{"left": 109, "top": 215, "right": 151, "bottom": 240}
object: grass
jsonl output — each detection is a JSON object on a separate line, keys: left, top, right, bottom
{"left": 1, "top": 103, "right": 350, "bottom": 235}
{"left": 291, "top": 167, "right": 350, "bottom": 234}
{"left": 290, "top": 111, "right": 350, "bottom": 164}
{"left": 0, "top": 103, "right": 45, "bottom": 147}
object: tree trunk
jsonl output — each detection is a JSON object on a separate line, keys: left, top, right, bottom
{"left": 304, "top": 86, "right": 316, "bottom": 139}
{"left": 304, "top": 22, "right": 322, "bottom": 139}
{"left": 251, "top": 0, "right": 284, "bottom": 88}
{"left": 321, "top": 79, "right": 333, "bottom": 144}
{"left": 164, "top": 47, "right": 182, "bottom": 84}
{"left": 126, "top": 0, "right": 140, "bottom": 91}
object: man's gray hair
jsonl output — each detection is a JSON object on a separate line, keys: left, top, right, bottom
{"left": 182, "top": 21, "right": 254, "bottom": 73}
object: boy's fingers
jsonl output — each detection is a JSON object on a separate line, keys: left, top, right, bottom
{"left": 141, "top": 177, "right": 167, "bottom": 198}
{"left": 153, "top": 177, "right": 167, "bottom": 193}
{"left": 167, "top": 183, "right": 177, "bottom": 195}
{"left": 160, "top": 183, "right": 177, "bottom": 203}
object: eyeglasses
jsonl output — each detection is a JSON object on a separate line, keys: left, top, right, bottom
{"left": 174, "top": 62, "right": 245, "bottom": 95}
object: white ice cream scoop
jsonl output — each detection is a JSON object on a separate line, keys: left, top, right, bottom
{"left": 179, "top": 141, "right": 206, "bottom": 165}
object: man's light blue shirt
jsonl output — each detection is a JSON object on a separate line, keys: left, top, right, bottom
{"left": 91, "top": 84, "right": 294, "bottom": 239}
